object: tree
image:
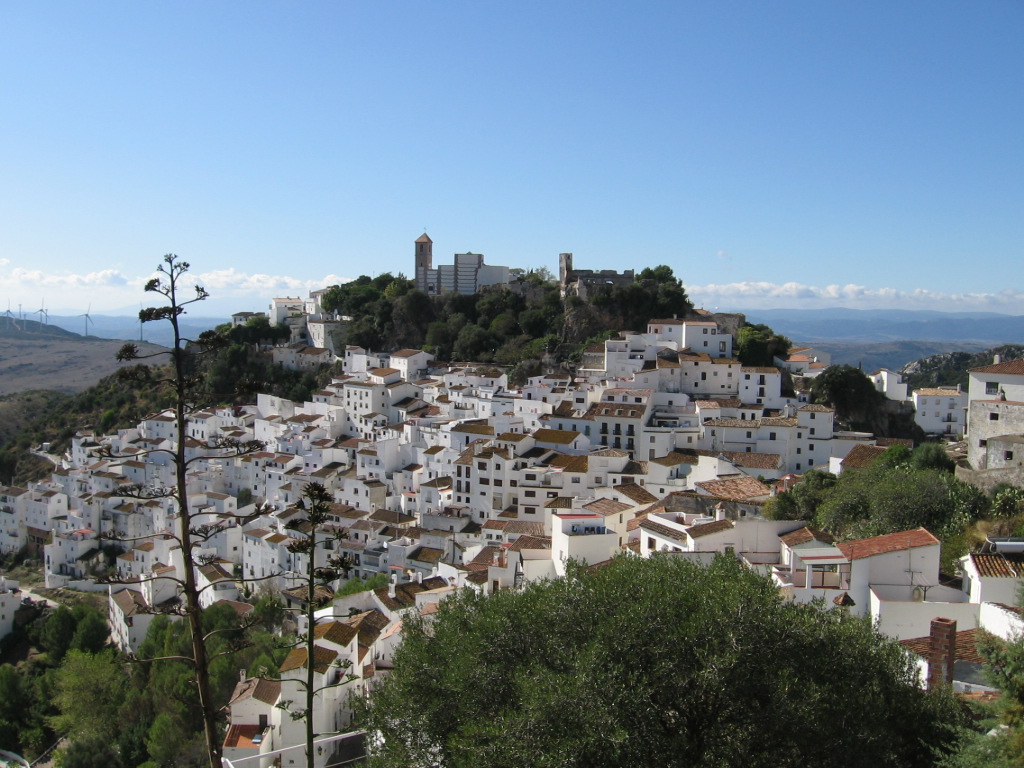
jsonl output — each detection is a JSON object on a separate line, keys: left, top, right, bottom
{"left": 811, "top": 364, "right": 886, "bottom": 426}
{"left": 762, "top": 469, "right": 837, "bottom": 521}
{"left": 114, "top": 255, "right": 265, "bottom": 768}
{"left": 283, "top": 482, "right": 356, "bottom": 768}
{"left": 69, "top": 607, "right": 109, "bottom": 653}
{"left": 361, "top": 555, "right": 966, "bottom": 768}
{"left": 50, "top": 650, "right": 126, "bottom": 744}
{"left": 736, "top": 323, "right": 792, "bottom": 367}
{"left": 40, "top": 605, "right": 78, "bottom": 663}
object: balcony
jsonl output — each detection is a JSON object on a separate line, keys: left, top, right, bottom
{"left": 772, "top": 567, "right": 849, "bottom": 591}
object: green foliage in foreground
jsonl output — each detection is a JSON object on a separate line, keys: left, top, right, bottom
{"left": 0, "top": 598, "right": 286, "bottom": 767}
{"left": 361, "top": 555, "right": 967, "bottom": 768}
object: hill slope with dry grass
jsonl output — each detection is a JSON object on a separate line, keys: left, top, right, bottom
{"left": 0, "top": 318, "right": 167, "bottom": 396}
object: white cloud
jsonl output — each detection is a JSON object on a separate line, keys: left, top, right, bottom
{"left": 2, "top": 258, "right": 1018, "bottom": 316}
{"left": 0, "top": 260, "right": 354, "bottom": 313}
{"left": 689, "top": 280, "right": 1024, "bottom": 313}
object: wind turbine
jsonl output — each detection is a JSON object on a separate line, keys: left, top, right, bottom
{"left": 37, "top": 299, "right": 48, "bottom": 327}
{"left": 2, "top": 301, "right": 15, "bottom": 331}
{"left": 79, "top": 303, "right": 93, "bottom": 337}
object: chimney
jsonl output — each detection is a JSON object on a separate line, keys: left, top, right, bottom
{"left": 994, "top": 354, "right": 1002, "bottom": 365}
{"left": 239, "top": 668, "right": 247, "bottom": 682}
{"left": 388, "top": 573, "right": 397, "bottom": 599}
{"left": 715, "top": 502, "right": 727, "bottom": 522}
{"left": 498, "top": 548, "right": 508, "bottom": 569}
{"left": 927, "top": 617, "right": 957, "bottom": 691}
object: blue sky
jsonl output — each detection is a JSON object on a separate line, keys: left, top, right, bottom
{"left": 1, "top": 2, "right": 1022, "bottom": 316}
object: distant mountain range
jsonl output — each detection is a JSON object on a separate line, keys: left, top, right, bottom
{"left": 38, "top": 313, "right": 228, "bottom": 349}
{"left": 739, "top": 308, "right": 1024, "bottom": 371}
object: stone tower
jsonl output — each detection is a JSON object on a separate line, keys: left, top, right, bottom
{"left": 415, "top": 233, "right": 433, "bottom": 294}
{"left": 558, "top": 252, "right": 574, "bottom": 286}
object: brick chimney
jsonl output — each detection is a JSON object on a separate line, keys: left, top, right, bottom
{"left": 927, "top": 617, "right": 957, "bottom": 691}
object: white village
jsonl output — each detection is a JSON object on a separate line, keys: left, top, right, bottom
{"left": 3, "top": 242, "right": 1024, "bottom": 766}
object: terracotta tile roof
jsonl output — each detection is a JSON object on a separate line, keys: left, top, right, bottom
{"left": 971, "top": 359, "right": 1024, "bottom": 375}
{"left": 780, "top": 526, "right": 835, "bottom": 547}
{"left": 615, "top": 484, "right": 658, "bottom": 504}
{"left": 409, "top": 546, "right": 445, "bottom": 564}
{"left": 836, "top": 528, "right": 940, "bottom": 560}
{"left": 639, "top": 519, "right": 687, "bottom": 543}
{"left": 545, "top": 496, "right": 575, "bottom": 509}
{"left": 590, "top": 448, "right": 629, "bottom": 458}
{"left": 505, "top": 520, "right": 545, "bottom": 536}
{"left": 589, "top": 403, "right": 646, "bottom": 419}
{"left": 626, "top": 512, "right": 651, "bottom": 531}
{"left": 279, "top": 644, "right": 339, "bottom": 674}
{"left": 452, "top": 421, "right": 494, "bottom": 435}
{"left": 345, "top": 609, "right": 391, "bottom": 646}
{"left": 722, "top": 451, "right": 782, "bottom": 470}
{"left": 702, "top": 417, "right": 752, "bottom": 428}
{"left": 582, "top": 498, "right": 633, "bottom": 517}
{"left": 798, "top": 403, "right": 833, "bottom": 413}
{"left": 969, "top": 553, "right": 1024, "bottom": 578}
{"left": 687, "top": 519, "right": 734, "bottom": 538}
{"left": 555, "top": 454, "right": 589, "bottom": 473}
{"left": 695, "top": 476, "right": 772, "bottom": 501}
{"left": 760, "top": 416, "right": 798, "bottom": 427}
{"left": 229, "top": 677, "right": 281, "bottom": 707}
{"left": 532, "top": 428, "right": 581, "bottom": 445}
{"left": 841, "top": 443, "right": 888, "bottom": 469}
{"left": 112, "top": 588, "right": 148, "bottom": 616}
{"left": 914, "top": 388, "right": 963, "bottom": 397}
{"left": 900, "top": 628, "right": 986, "bottom": 666}
{"left": 649, "top": 451, "right": 700, "bottom": 467}
{"left": 507, "top": 535, "right": 552, "bottom": 551}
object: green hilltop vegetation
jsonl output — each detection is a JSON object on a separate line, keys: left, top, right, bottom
{"left": 319, "top": 266, "right": 694, "bottom": 376}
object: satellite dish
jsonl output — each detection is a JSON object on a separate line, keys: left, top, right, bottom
{"left": 912, "top": 586, "right": 925, "bottom": 602}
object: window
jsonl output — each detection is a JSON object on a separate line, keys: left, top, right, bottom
{"left": 769, "top": 432, "right": 777, "bottom": 440}
{"left": 986, "top": 382, "right": 1000, "bottom": 395}
{"left": 990, "top": 413, "right": 1000, "bottom": 421}
{"left": 1006, "top": 451, "right": 1015, "bottom": 461}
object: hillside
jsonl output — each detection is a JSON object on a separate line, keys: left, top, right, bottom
{"left": 808, "top": 340, "right": 990, "bottom": 373}
{"left": 0, "top": 318, "right": 168, "bottom": 396}
{"left": 900, "top": 344, "right": 1024, "bottom": 390}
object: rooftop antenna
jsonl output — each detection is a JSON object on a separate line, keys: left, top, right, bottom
{"left": 79, "top": 303, "right": 93, "bottom": 337}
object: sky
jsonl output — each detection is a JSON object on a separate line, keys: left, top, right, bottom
{"left": 1, "top": 2, "right": 1022, "bottom": 317}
